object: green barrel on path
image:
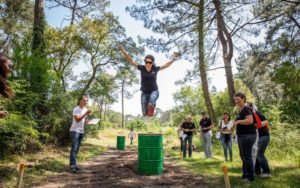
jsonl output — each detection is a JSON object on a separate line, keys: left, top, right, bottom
{"left": 116, "top": 136, "right": 125, "bottom": 150}
{"left": 138, "top": 133, "right": 163, "bottom": 175}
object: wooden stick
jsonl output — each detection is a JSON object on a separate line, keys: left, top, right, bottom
{"left": 0, "top": 178, "right": 3, "bottom": 188}
{"left": 222, "top": 166, "right": 231, "bottom": 188}
{"left": 16, "top": 163, "right": 26, "bottom": 188}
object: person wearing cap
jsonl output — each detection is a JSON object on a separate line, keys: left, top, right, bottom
{"left": 200, "top": 111, "right": 214, "bottom": 158}
{"left": 118, "top": 46, "right": 180, "bottom": 117}
{"left": 181, "top": 115, "right": 196, "bottom": 158}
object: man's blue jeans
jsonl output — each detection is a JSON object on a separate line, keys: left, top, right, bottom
{"left": 255, "top": 135, "right": 271, "bottom": 174}
{"left": 69, "top": 131, "right": 84, "bottom": 166}
{"left": 238, "top": 133, "right": 257, "bottom": 181}
{"left": 141, "top": 90, "right": 159, "bottom": 116}
{"left": 183, "top": 135, "right": 193, "bottom": 158}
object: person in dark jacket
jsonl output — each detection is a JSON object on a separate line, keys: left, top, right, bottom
{"left": 232, "top": 92, "right": 256, "bottom": 182}
{"left": 181, "top": 115, "right": 195, "bottom": 158}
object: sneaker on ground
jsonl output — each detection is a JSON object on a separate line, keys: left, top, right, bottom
{"left": 75, "top": 166, "right": 81, "bottom": 171}
{"left": 147, "top": 103, "right": 154, "bottom": 117}
{"left": 241, "top": 178, "right": 251, "bottom": 183}
{"left": 70, "top": 166, "right": 77, "bottom": 173}
{"left": 260, "top": 173, "right": 272, "bottom": 178}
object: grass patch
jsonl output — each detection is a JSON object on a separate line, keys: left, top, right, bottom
{"left": 1, "top": 127, "right": 299, "bottom": 188}
{"left": 164, "top": 128, "right": 300, "bottom": 188}
{"left": 0, "top": 138, "right": 106, "bottom": 187}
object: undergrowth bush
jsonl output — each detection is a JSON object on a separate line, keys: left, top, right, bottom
{"left": 0, "top": 114, "right": 44, "bottom": 157}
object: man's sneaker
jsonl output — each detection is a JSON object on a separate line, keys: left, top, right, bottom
{"left": 147, "top": 103, "right": 154, "bottom": 117}
{"left": 75, "top": 166, "right": 81, "bottom": 171}
{"left": 70, "top": 166, "right": 77, "bottom": 173}
{"left": 260, "top": 173, "right": 272, "bottom": 178}
{"left": 241, "top": 178, "right": 251, "bottom": 183}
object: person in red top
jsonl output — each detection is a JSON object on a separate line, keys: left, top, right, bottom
{"left": 248, "top": 103, "right": 271, "bottom": 178}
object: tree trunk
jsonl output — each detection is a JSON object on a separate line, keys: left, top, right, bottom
{"left": 70, "top": 0, "right": 78, "bottom": 25}
{"left": 198, "top": 0, "right": 216, "bottom": 123}
{"left": 99, "top": 98, "right": 103, "bottom": 120}
{"left": 80, "top": 64, "right": 98, "bottom": 96}
{"left": 103, "top": 103, "right": 107, "bottom": 121}
{"left": 121, "top": 79, "right": 125, "bottom": 128}
{"left": 32, "top": 0, "right": 45, "bottom": 55}
{"left": 213, "top": 0, "right": 236, "bottom": 106}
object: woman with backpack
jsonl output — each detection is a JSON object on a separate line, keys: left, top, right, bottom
{"left": 248, "top": 103, "right": 271, "bottom": 178}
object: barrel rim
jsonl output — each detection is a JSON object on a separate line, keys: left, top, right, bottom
{"left": 138, "top": 133, "right": 163, "bottom": 136}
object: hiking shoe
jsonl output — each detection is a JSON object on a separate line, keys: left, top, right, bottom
{"left": 75, "top": 166, "right": 81, "bottom": 171}
{"left": 70, "top": 166, "right": 77, "bottom": 173}
{"left": 147, "top": 103, "right": 154, "bottom": 117}
{"left": 241, "top": 178, "right": 251, "bottom": 183}
{"left": 260, "top": 173, "right": 272, "bottom": 178}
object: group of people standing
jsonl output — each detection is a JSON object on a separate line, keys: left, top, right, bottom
{"left": 178, "top": 92, "right": 271, "bottom": 182}
{"left": 178, "top": 112, "right": 214, "bottom": 159}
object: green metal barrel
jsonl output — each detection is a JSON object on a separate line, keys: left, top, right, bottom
{"left": 138, "top": 133, "right": 164, "bottom": 175}
{"left": 116, "top": 136, "right": 125, "bottom": 150}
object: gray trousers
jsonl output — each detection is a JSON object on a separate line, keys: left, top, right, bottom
{"left": 202, "top": 131, "right": 213, "bottom": 158}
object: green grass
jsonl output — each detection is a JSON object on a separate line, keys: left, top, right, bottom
{"left": 1, "top": 127, "right": 299, "bottom": 188}
{"left": 164, "top": 131, "right": 300, "bottom": 188}
{"left": 0, "top": 139, "right": 106, "bottom": 187}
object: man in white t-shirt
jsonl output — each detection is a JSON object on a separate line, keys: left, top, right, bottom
{"left": 69, "top": 95, "right": 91, "bottom": 173}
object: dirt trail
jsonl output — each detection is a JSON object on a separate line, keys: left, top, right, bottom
{"left": 31, "top": 148, "right": 206, "bottom": 188}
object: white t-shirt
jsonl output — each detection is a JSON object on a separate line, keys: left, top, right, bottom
{"left": 221, "top": 120, "right": 233, "bottom": 134}
{"left": 128, "top": 131, "right": 135, "bottom": 138}
{"left": 70, "top": 106, "right": 88, "bottom": 133}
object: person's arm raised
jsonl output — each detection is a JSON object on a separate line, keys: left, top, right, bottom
{"left": 160, "top": 52, "right": 180, "bottom": 71}
{"left": 118, "top": 46, "right": 138, "bottom": 68}
{"left": 74, "top": 110, "right": 92, "bottom": 123}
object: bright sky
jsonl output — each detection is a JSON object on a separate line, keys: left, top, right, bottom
{"left": 45, "top": 0, "right": 232, "bottom": 116}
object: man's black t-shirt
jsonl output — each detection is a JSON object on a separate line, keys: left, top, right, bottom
{"left": 181, "top": 122, "right": 196, "bottom": 136}
{"left": 200, "top": 118, "right": 212, "bottom": 133}
{"left": 235, "top": 106, "right": 256, "bottom": 135}
{"left": 256, "top": 111, "right": 269, "bottom": 137}
{"left": 137, "top": 65, "right": 160, "bottom": 92}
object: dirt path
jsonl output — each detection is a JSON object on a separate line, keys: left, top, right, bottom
{"left": 31, "top": 148, "right": 206, "bottom": 188}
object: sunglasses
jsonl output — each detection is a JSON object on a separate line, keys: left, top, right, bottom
{"left": 145, "top": 61, "right": 153, "bottom": 64}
